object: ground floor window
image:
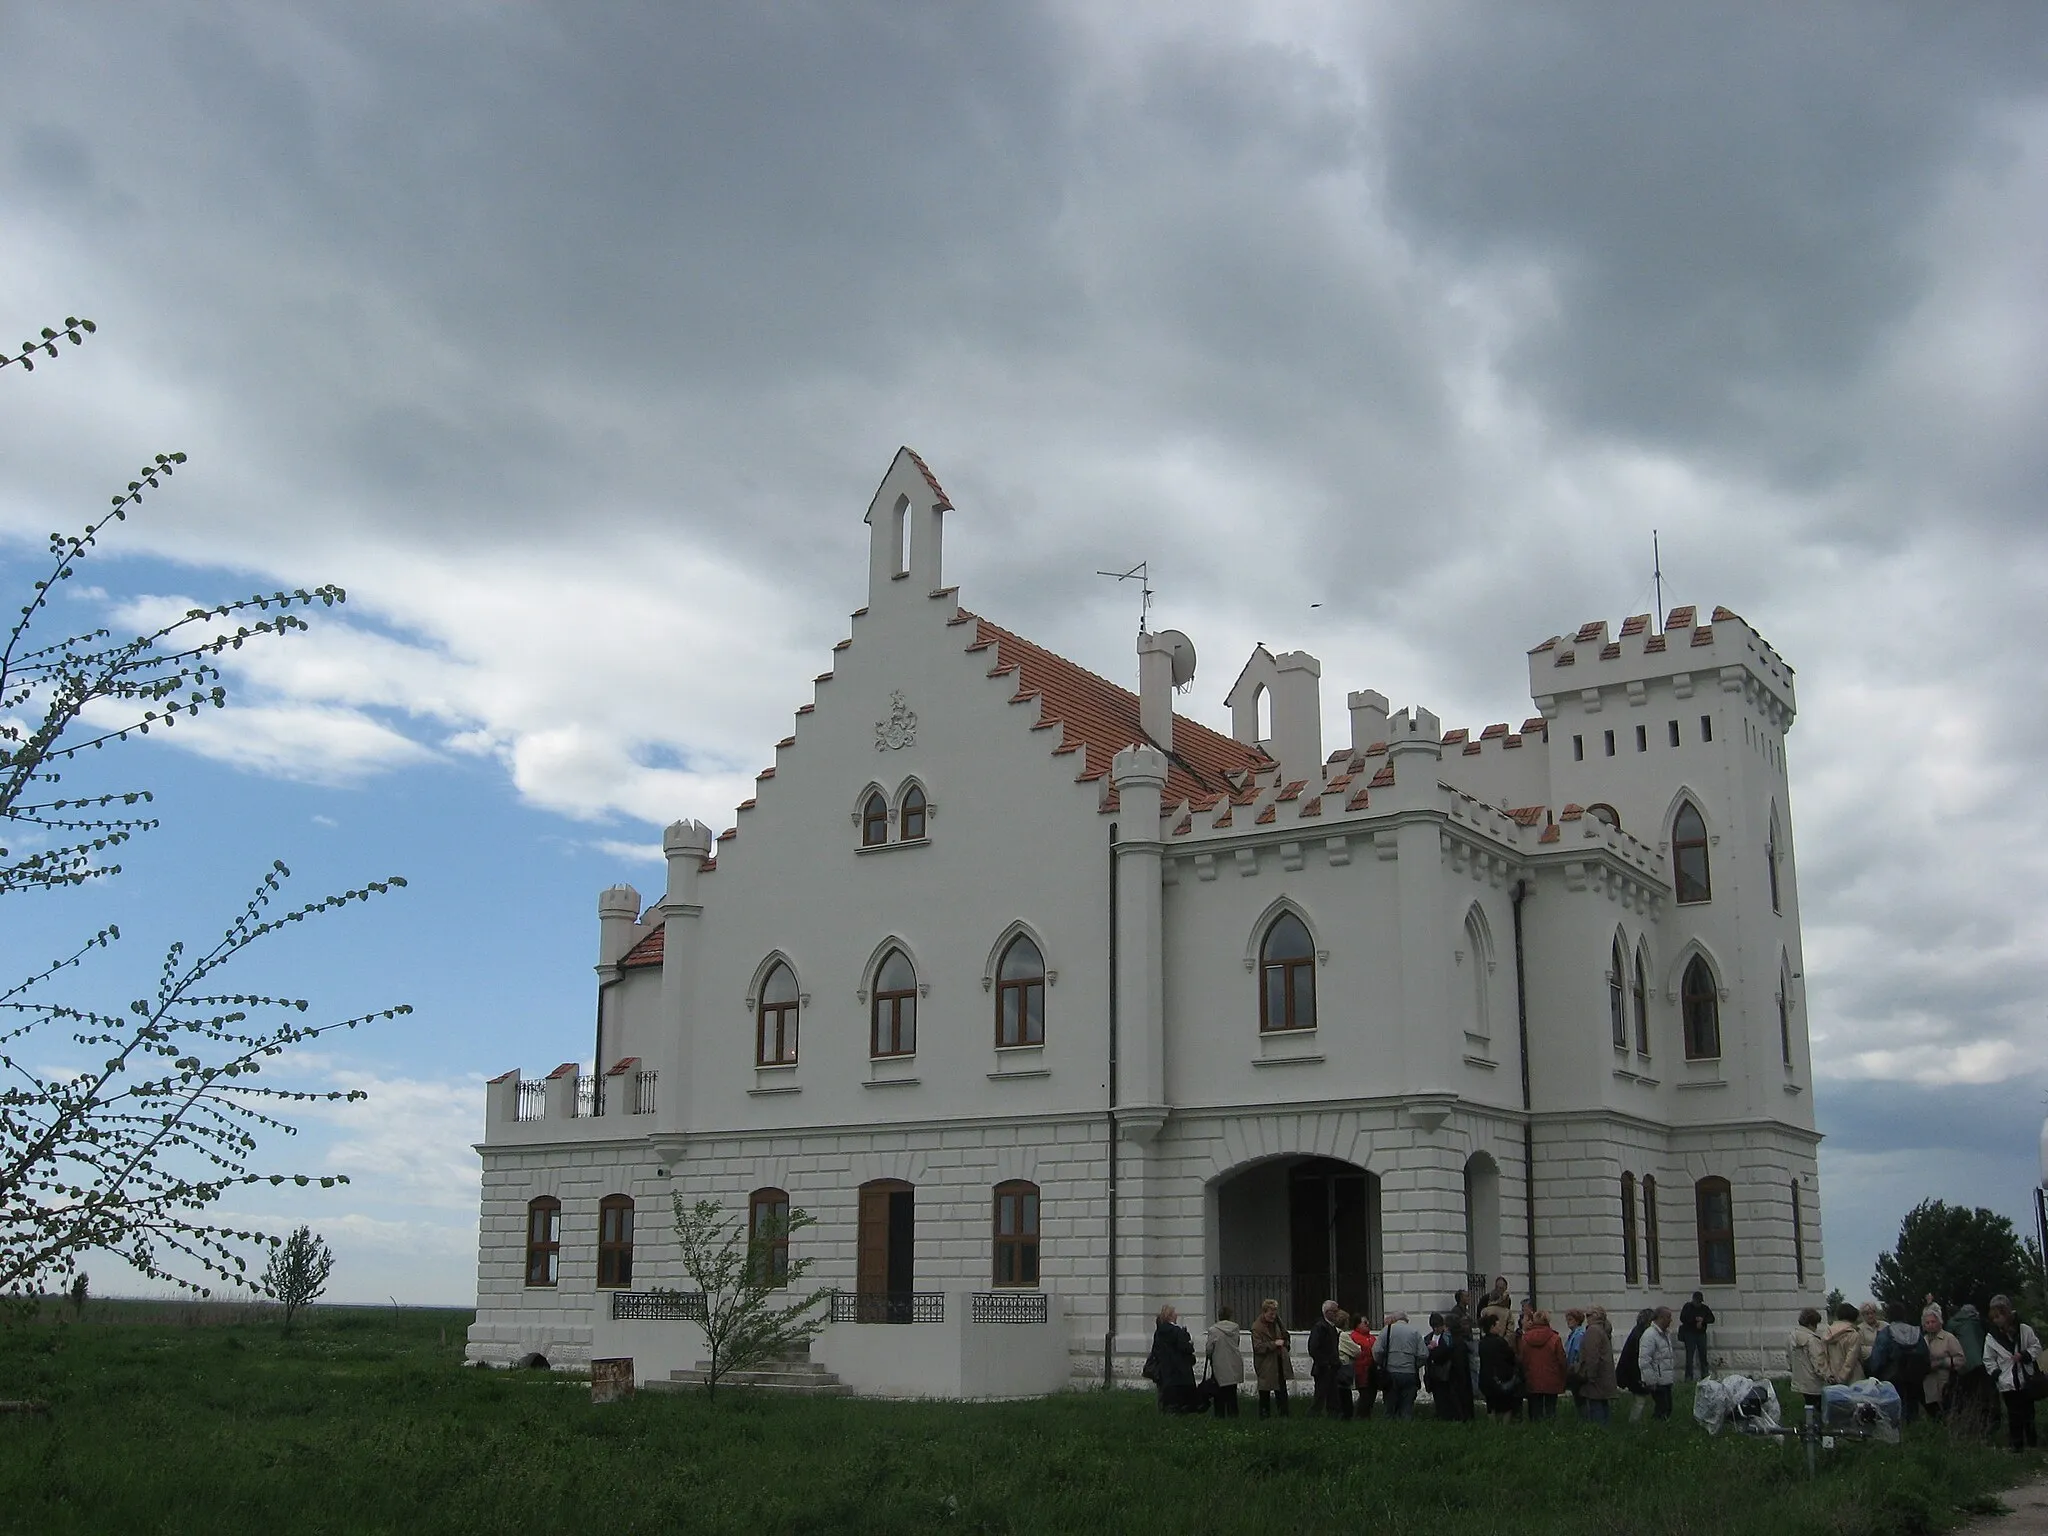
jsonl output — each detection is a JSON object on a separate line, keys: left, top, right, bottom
{"left": 992, "top": 1181, "right": 1039, "bottom": 1287}
{"left": 598, "top": 1194, "right": 633, "bottom": 1288}
{"left": 1696, "top": 1176, "right": 1736, "bottom": 1284}
{"left": 749, "top": 1187, "right": 790, "bottom": 1287}
{"left": 525, "top": 1196, "right": 560, "bottom": 1286}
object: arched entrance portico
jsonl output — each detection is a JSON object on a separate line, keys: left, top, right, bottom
{"left": 1210, "top": 1157, "right": 1382, "bottom": 1330}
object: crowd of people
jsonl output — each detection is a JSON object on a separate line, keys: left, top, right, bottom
{"left": 1142, "top": 1276, "right": 2043, "bottom": 1452}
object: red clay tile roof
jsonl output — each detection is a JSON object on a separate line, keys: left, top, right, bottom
{"left": 1644, "top": 635, "right": 1668, "bottom": 653}
{"left": 1255, "top": 804, "right": 1277, "bottom": 825}
{"left": 1600, "top": 643, "right": 1621, "bottom": 660}
{"left": 1620, "top": 614, "right": 1650, "bottom": 637}
{"left": 1480, "top": 723, "right": 1509, "bottom": 740}
{"left": 1691, "top": 626, "right": 1715, "bottom": 647}
{"left": 1299, "top": 797, "right": 1322, "bottom": 817}
{"left": 1537, "top": 824, "right": 1561, "bottom": 844}
{"left": 1575, "top": 622, "right": 1605, "bottom": 644}
{"left": 1711, "top": 605, "right": 1738, "bottom": 623}
{"left": 1346, "top": 788, "right": 1371, "bottom": 810}
{"left": 1531, "top": 636, "right": 1559, "bottom": 653}
{"left": 1442, "top": 727, "right": 1471, "bottom": 746}
{"left": 1522, "top": 717, "right": 1547, "bottom": 734}
{"left": 1665, "top": 605, "right": 1696, "bottom": 630}
{"left": 620, "top": 926, "right": 664, "bottom": 969}
{"left": 1508, "top": 806, "right": 1547, "bottom": 827}
{"left": 1369, "top": 765, "right": 1395, "bottom": 788}
{"left": 904, "top": 447, "right": 953, "bottom": 510}
{"left": 959, "top": 611, "right": 1269, "bottom": 803}
{"left": 1554, "top": 651, "right": 1576, "bottom": 667}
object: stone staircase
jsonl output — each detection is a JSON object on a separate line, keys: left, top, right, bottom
{"left": 652, "top": 1345, "right": 851, "bottom": 1396}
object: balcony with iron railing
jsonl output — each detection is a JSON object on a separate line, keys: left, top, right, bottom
{"left": 486, "top": 1061, "right": 658, "bottom": 1143}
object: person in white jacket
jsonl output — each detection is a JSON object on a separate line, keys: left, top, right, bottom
{"left": 1204, "top": 1306, "right": 1246, "bottom": 1419}
{"left": 1638, "top": 1306, "right": 1678, "bottom": 1421}
{"left": 1983, "top": 1295, "right": 2041, "bottom": 1452}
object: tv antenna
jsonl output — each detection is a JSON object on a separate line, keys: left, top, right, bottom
{"left": 1653, "top": 530, "right": 1665, "bottom": 633}
{"left": 1096, "top": 560, "right": 1154, "bottom": 634}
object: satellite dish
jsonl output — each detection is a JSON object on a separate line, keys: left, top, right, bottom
{"left": 1156, "top": 628, "right": 1197, "bottom": 689}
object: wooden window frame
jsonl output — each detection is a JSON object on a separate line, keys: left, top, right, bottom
{"left": 899, "top": 784, "right": 927, "bottom": 841}
{"left": 1673, "top": 801, "right": 1711, "bottom": 904}
{"left": 1682, "top": 956, "right": 1722, "bottom": 1060}
{"left": 749, "top": 1187, "right": 791, "bottom": 1288}
{"left": 861, "top": 791, "right": 889, "bottom": 847}
{"left": 1695, "top": 1175, "right": 1736, "bottom": 1285}
{"left": 871, "top": 950, "right": 917, "bottom": 1058}
{"left": 757, "top": 961, "right": 799, "bottom": 1066}
{"left": 1642, "top": 1175, "right": 1661, "bottom": 1286}
{"left": 525, "top": 1196, "right": 561, "bottom": 1287}
{"left": 1620, "top": 1173, "right": 1640, "bottom": 1285}
{"left": 597, "top": 1194, "right": 634, "bottom": 1289}
{"left": 1258, "top": 914, "right": 1317, "bottom": 1033}
{"left": 1607, "top": 937, "right": 1628, "bottom": 1050}
{"left": 995, "top": 935, "right": 1045, "bottom": 1048}
{"left": 992, "top": 1180, "right": 1041, "bottom": 1289}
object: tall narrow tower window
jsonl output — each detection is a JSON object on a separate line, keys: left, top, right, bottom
{"left": 1682, "top": 955, "right": 1722, "bottom": 1060}
{"left": 1673, "top": 801, "right": 1711, "bottom": 904}
{"left": 996, "top": 934, "right": 1046, "bottom": 1048}
{"left": 1608, "top": 935, "right": 1628, "bottom": 1050}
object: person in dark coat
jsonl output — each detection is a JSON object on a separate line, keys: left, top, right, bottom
{"left": 1251, "top": 1297, "right": 1293, "bottom": 1418}
{"left": 1678, "top": 1291, "right": 1716, "bottom": 1381}
{"left": 1478, "top": 1314, "right": 1520, "bottom": 1421}
{"left": 1443, "top": 1299, "right": 1477, "bottom": 1421}
{"left": 1145, "top": 1304, "right": 1197, "bottom": 1413}
{"left": 1307, "top": 1299, "right": 1349, "bottom": 1418}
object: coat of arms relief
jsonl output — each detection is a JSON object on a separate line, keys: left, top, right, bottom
{"left": 875, "top": 691, "right": 918, "bottom": 751}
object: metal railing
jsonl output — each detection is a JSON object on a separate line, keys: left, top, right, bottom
{"left": 516, "top": 1080, "right": 547, "bottom": 1121}
{"left": 576, "top": 1077, "right": 603, "bottom": 1118}
{"left": 830, "top": 1290, "right": 944, "bottom": 1325}
{"left": 632, "top": 1070, "right": 657, "bottom": 1115}
{"left": 1211, "top": 1272, "right": 1383, "bottom": 1332}
{"left": 971, "top": 1291, "right": 1048, "bottom": 1325}
{"left": 1467, "top": 1272, "right": 1489, "bottom": 1298}
{"left": 610, "top": 1290, "right": 707, "bottom": 1322}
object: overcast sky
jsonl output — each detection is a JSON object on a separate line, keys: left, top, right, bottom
{"left": 4, "top": 3, "right": 2044, "bottom": 1305}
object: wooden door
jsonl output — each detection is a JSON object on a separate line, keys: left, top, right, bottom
{"left": 857, "top": 1179, "right": 911, "bottom": 1320}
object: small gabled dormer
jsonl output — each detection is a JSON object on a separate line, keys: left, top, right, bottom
{"left": 865, "top": 446, "right": 952, "bottom": 609}
{"left": 1224, "top": 644, "right": 1322, "bottom": 787}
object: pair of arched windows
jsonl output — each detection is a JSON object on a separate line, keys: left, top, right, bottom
{"left": 524, "top": 1194, "right": 633, "bottom": 1288}
{"left": 1608, "top": 935, "right": 1651, "bottom": 1055}
{"left": 754, "top": 932, "right": 1049, "bottom": 1066}
{"left": 1618, "top": 1173, "right": 1661, "bottom": 1285}
{"left": 861, "top": 782, "right": 926, "bottom": 847}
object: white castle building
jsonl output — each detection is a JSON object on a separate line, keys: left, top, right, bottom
{"left": 466, "top": 449, "right": 1822, "bottom": 1394}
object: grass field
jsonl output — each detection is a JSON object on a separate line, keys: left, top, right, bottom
{"left": 0, "top": 1303, "right": 2040, "bottom": 1535}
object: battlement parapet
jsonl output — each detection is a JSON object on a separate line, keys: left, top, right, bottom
{"left": 1528, "top": 605, "right": 1795, "bottom": 724}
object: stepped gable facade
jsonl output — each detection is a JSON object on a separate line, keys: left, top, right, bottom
{"left": 467, "top": 448, "right": 1822, "bottom": 1395}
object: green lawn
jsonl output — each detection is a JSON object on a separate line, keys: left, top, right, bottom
{"left": 0, "top": 1304, "right": 2038, "bottom": 1535}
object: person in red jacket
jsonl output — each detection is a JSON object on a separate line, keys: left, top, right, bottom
{"left": 1349, "top": 1315, "right": 1379, "bottom": 1418}
{"left": 1517, "top": 1308, "right": 1569, "bottom": 1421}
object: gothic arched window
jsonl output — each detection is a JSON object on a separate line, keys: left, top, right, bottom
{"left": 1632, "top": 945, "right": 1651, "bottom": 1055}
{"left": 1673, "top": 801, "right": 1711, "bottom": 904}
{"left": 1258, "top": 912, "right": 1316, "bottom": 1032}
{"left": 871, "top": 949, "right": 917, "bottom": 1057}
{"left": 757, "top": 961, "right": 799, "bottom": 1066}
{"left": 1682, "top": 955, "right": 1722, "bottom": 1060}
{"left": 862, "top": 791, "right": 889, "bottom": 847}
{"left": 1608, "top": 934, "right": 1628, "bottom": 1050}
{"left": 996, "top": 934, "right": 1045, "bottom": 1048}
{"left": 899, "top": 783, "right": 927, "bottom": 841}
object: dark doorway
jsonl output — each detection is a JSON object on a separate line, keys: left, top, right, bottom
{"left": 1287, "top": 1158, "right": 1378, "bottom": 1328}
{"left": 856, "top": 1179, "right": 915, "bottom": 1323}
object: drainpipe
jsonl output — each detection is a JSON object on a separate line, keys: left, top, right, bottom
{"left": 1105, "top": 820, "right": 1120, "bottom": 1390}
{"left": 1512, "top": 878, "right": 1537, "bottom": 1307}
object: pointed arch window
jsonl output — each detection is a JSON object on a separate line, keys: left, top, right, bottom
{"left": 1791, "top": 1179, "right": 1807, "bottom": 1285}
{"left": 524, "top": 1197, "right": 561, "bottom": 1287}
{"left": 749, "top": 1187, "right": 791, "bottom": 1287}
{"left": 992, "top": 1181, "right": 1040, "bottom": 1288}
{"left": 598, "top": 1195, "right": 634, "bottom": 1288}
{"left": 862, "top": 791, "right": 889, "bottom": 847}
{"left": 1258, "top": 912, "right": 1317, "bottom": 1032}
{"left": 757, "top": 961, "right": 799, "bottom": 1066}
{"left": 1777, "top": 957, "right": 1794, "bottom": 1067}
{"left": 996, "top": 934, "right": 1045, "bottom": 1048}
{"left": 871, "top": 949, "right": 917, "bottom": 1057}
{"left": 899, "top": 783, "right": 927, "bottom": 841}
{"left": 1642, "top": 1176, "right": 1661, "bottom": 1286}
{"left": 1463, "top": 909, "right": 1490, "bottom": 1039}
{"left": 1695, "top": 1176, "right": 1736, "bottom": 1284}
{"left": 1682, "top": 955, "right": 1722, "bottom": 1060}
{"left": 1766, "top": 815, "right": 1782, "bottom": 913}
{"left": 1620, "top": 1173, "right": 1640, "bottom": 1284}
{"left": 1673, "top": 801, "right": 1711, "bottom": 904}
{"left": 1632, "top": 946, "right": 1651, "bottom": 1056}
{"left": 1608, "top": 935, "right": 1628, "bottom": 1050}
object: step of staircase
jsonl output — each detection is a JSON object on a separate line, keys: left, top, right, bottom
{"left": 652, "top": 1356, "right": 852, "bottom": 1396}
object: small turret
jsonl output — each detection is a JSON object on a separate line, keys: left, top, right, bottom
{"left": 1225, "top": 645, "right": 1323, "bottom": 786}
{"left": 597, "top": 884, "right": 642, "bottom": 967}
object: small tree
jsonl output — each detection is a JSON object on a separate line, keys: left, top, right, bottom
{"left": 669, "top": 1194, "right": 829, "bottom": 1399}
{"left": 1872, "top": 1199, "right": 2029, "bottom": 1320}
{"left": 67, "top": 1271, "right": 87, "bottom": 1320}
{"left": 262, "top": 1225, "right": 333, "bottom": 1334}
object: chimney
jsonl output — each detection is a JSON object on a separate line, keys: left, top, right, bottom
{"left": 1347, "top": 688, "right": 1389, "bottom": 752}
{"left": 1138, "top": 631, "right": 1177, "bottom": 753}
